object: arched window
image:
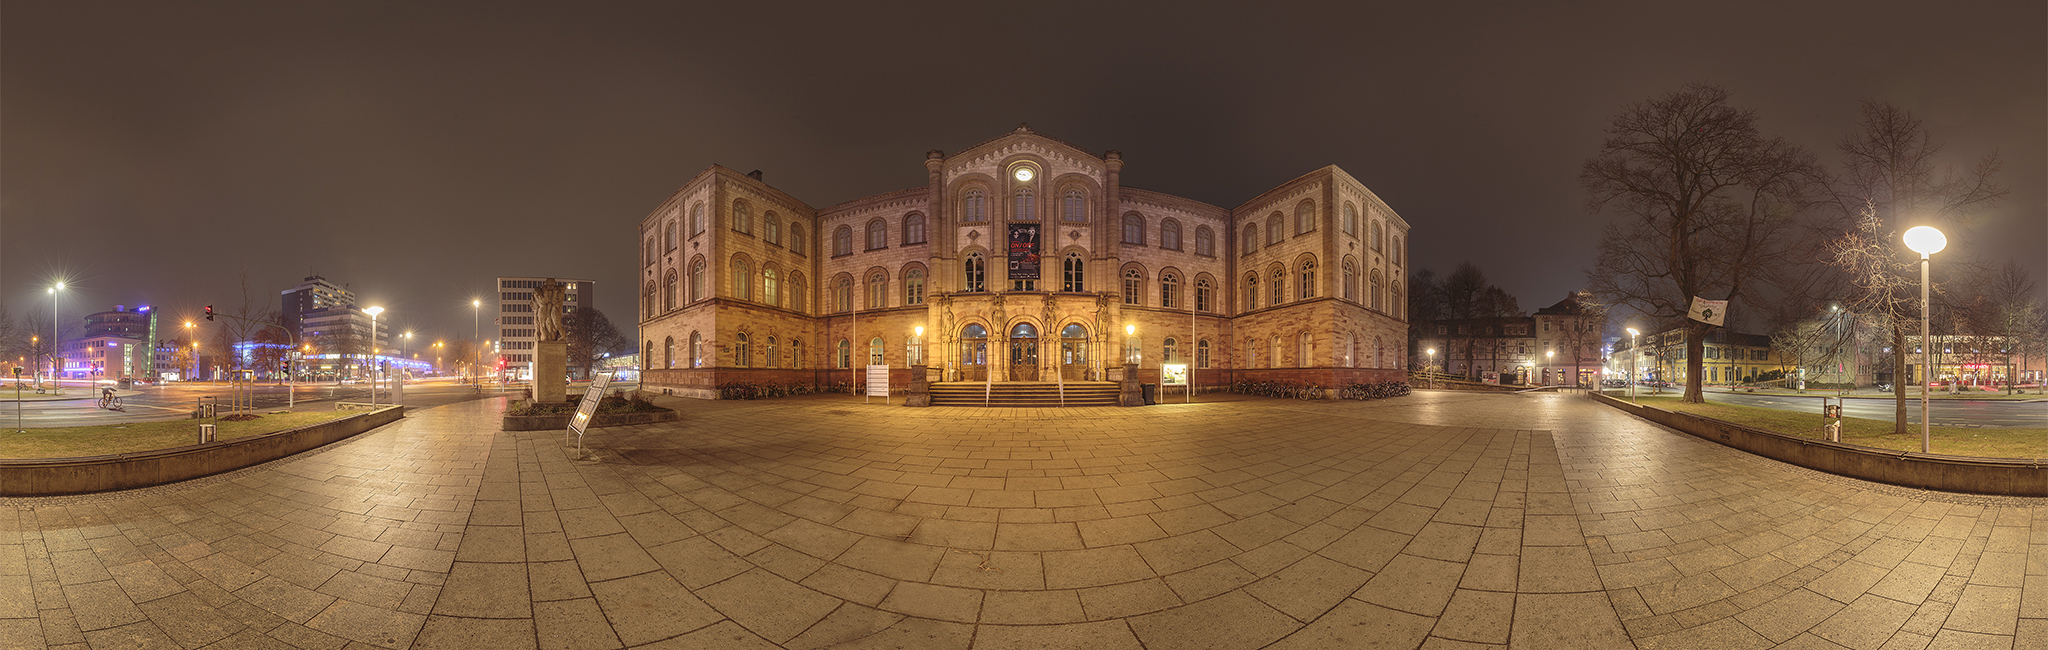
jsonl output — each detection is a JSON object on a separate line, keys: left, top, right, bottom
{"left": 833, "top": 226, "right": 853, "bottom": 257}
{"left": 1267, "top": 213, "right": 1283, "bottom": 245}
{"left": 1342, "top": 203, "right": 1358, "bottom": 236}
{"left": 664, "top": 221, "right": 677, "bottom": 251}
{"left": 644, "top": 340, "right": 652, "bottom": 367}
{"left": 690, "top": 204, "right": 706, "bottom": 235}
{"left": 963, "top": 188, "right": 986, "bottom": 223}
{"left": 790, "top": 339, "right": 803, "bottom": 369}
{"left": 1062, "top": 189, "right": 1086, "bottom": 222}
{"left": 1163, "top": 337, "right": 1179, "bottom": 363}
{"left": 1244, "top": 338, "right": 1257, "bottom": 368}
{"left": 1392, "top": 285, "right": 1404, "bottom": 320}
{"left": 1013, "top": 188, "right": 1035, "bottom": 221}
{"left": 1197, "top": 339, "right": 1211, "bottom": 369}
{"left": 689, "top": 259, "right": 706, "bottom": 303}
{"left": 790, "top": 223, "right": 806, "bottom": 256}
{"left": 764, "top": 213, "right": 780, "bottom": 246}
{"left": 904, "top": 213, "right": 926, "bottom": 245}
{"left": 663, "top": 336, "right": 674, "bottom": 369}
{"left": 1372, "top": 220, "right": 1384, "bottom": 252}
{"left": 732, "top": 201, "right": 752, "bottom": 234}
{"left": 1298, "top": 258, "right": 1317, "bottom": 300}
{"left": 1371, "top": 269, "right": 1384, "bottom": 312}
{"left": 643, "top": 281, "right": 656, "bottom": 319}
{"left": 763, "top": 268, "right": 780, "bottom": 308}
{"left": 1270, "top": 336, "right": 1281, "bottom": 368}
{"left": 868, "top": 337, "right": 884, "bottom": 366}
{"left": 866, "top": 219, "right": 887, "bottom": 251}
{"left": 1244, "top": 273, "right": 1259, "bottom": 311}
{"left": 690, "top": 332, "right": 703, "bottom": 368}
{"left": 1270, "top": 268, "right": 1285, "bottom": 306}
{"left": 964, "top": 253, "right": 986, "bottom": 292}
{"left": 1342, "top": 260, "right": 1357, "bottom": 302}
{"left": 766, "top": 336, "right": 778, "bottom": 368}
{"left": 1195, "top": 226, "right": 1214, "bottom": 256}
{"left": 904, "top": 268, "right": 926, "bottom": 305}
{"left": 906, "top": 330, "right": 923, "bottom": 365}
{"left": 866, "top": 272, "right": 887, "bottom": 309}
{"left": 645, "top": 237, "right": 656, "bottom": 266}
{"left": 832, "top": 276, "right": 853, "bottom": 312}
{"left": 1298, "top": 332, "right": 1312, "bottom": 367}
{"left": 1195, "top": 277, "right": 1213, "bottom": 312}
{"left": 1062, "top": 253, "right": 1085, "bottom": 292}
{"left": 1346, "top": 332, "right": 1356, "bottom": 368}
{"left": 1391, "top": 235, "right": 1402, "bottom": 265}
{"left": 790, "top": 273, "right": 807, "bottom": 314}
{"left": 663, "top": 270, "right": 677, "bottom": 312}
{"left": 1161, "top": 220, "right": 1182, "bottom": 250}
{"left": 1122, "top": 213, "right": 1144, "bottom": 244}
{"left": 1296, "top": 201, "right": 1315, "bottom": 235}
{"left": 731, "top": 258, "right": 752, "bottom": 301}
{"left": 734, "top": 332, "right": 750, "bottom": 368}
{"left": 835, "top": 339, "right": 850, "bottom": 368}
{"left": 1374, "top": 336, "right": 1384, "bottom": 369}
{"left": 1122, "top": 268, "right": 1143, "bottom": 305}
{"left": 1242, "top": 224, "right": 1258, "bottom": 254}
{"left": 1160, "top": 273, "right": 1179, "bottom": 309}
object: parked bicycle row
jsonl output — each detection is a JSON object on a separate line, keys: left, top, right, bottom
{"left": 1229, "top": 379, "right": 1412, "bottom": 401}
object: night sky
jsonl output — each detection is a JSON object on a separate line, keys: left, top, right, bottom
{"left": 4, "top": 1, "right": 2042, "bottom": 343}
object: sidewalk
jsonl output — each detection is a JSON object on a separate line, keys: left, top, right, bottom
{"left": 1705, "top": 385, "right": 2047, "bottom": 401}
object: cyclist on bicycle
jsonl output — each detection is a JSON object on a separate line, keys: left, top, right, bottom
{"left": 99, "top": 386, "right": 119, "bottom": 409}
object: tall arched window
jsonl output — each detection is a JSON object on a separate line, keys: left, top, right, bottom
{"left": 1392, "top": 285, "right": 1403, "bottom": 320}
{"left": 764, "top": 213, "right": 780, "bottom": 246}
{"left": 691, "top": 204, "right": 706, "bottom": 235}
{"left": 790, "top": 339, "right": 803, "bottom": 369}
{"left": 835, "top": 339, "right": 850, "bottom": 368}
{"left": 790, "top": 273, "right": 807, "bottom": 314}
{"left": 1161, "top": 220, "right": 1182, "bottom": 250}
{"left": 1195, "top": 226, "right": 1214, "bottom": 256}
{"left": 1197, "top": 339, "right": 1211, "bottom": 368}
{"left": 832, "top": 276, "right": 853, "bottom": 312}
{"left": 1270, "top": 336, "right": 1281, "bottom": 368}
{"left": 644, "top": 340, "right": 652, "bottom": 367}
{"left": 833, "top": 226, "right": 853, "bottom": 256}
{"left": 1343, "top": 203, "right": 1358, "bottom": 236}
{"left": 1298, "top": 332, "right": 1312, "bottom": 367}
{"left": 1196, "top": 277, "right": 1213, "bottom": 312}
{"left": 904, "top": 268, "right": 926, "bottom": 305}
{"left": 664, "top": 221, "right": 677, "bottom": 251}
{"left": 868, "top": 337, "right": 884, "bottom": 366}
{"left": 1267, "top": 214, "right": 1283, "bottom": 245}
{"left": 1342, "top": 260, "right": 1357, "bottom": 302}
{"left": 1374, "top": 336, "right": 1385, "bottom": 369}
{"left": 866, "top": 219, "right": 887, "bottom": 251}
{"left": 790, "top": 223, "right": 806, "bottom": 256}
{"left": 1122, "top": 268, "right": 1143, "bottom": 305}
{"left": 904, "top": 213, "right": 926, "bottom": 245}
{"left": 1296, "top": 201, "right": 1315, "bottom": 234}
{"left": 689, "top": 260, "right": 706, "bottom": 303}
{"left": 1372, "top": 221, "right": 1385, "bottom": 253}
{"left": 1242, "top": 224, "right": 1258, "bottom": 254}
{"left": 1371, "top": 269, "right": 1384, "bottom": 312}
{"left": 645, "top": 237, "right": 656, "bottom": 266}
{"left": 1062, "top": 189, "right": 1086, "bottom": 222}
{"left": 690, "top": 332, "right": 703, "bottom": 368}
{"left": 732, "top": 201, "right": 752, "bottom": 234}
{"left": 763, "top": 268, "right": 780, "bottom": 308}
{"left": 643, "top": 281, "right": 656, "bottom": 319}
{"left": 1244, "top": 273, "right": 1259, "bottom": 311}
{"left": 663, "top": 270, "right": 677, "bottom": 312}
{"left": 732, "top": 258, "right": 752, "bottom": 301}
{"left": 734, "top": 332, "right": 750, "bottom": 368}
{"left": 963, "top": 188, "right": 986, "bottom": 223}
{"left": 1013, "top": 188, "right": 1035, "bottom": 221}
{"left": 1160, "top": 273, "right": 1179, "bottom": 309}
{"left": 1062, "top": 253, "right": 1085, "bottom": 292}
{"left": 1163, "top": 337, "right": 1179, "bottom": 363}
{"left": 1269, "top": 268, "right": 1285, "bottom": 306}
{"left": 1298, "top": 258, "right": 1317, "bottom": 300}
{"left": 1391, "top": 235, "right": 1402, "bottom": 265}
{"left": 1122, "top": 213, "right": 1144, "bottom": 244}
{"left": 663, "top": 336, "right": 674, "bottom": 369}
{"left": 766, "top": 336, "right": 778, "bottom": 368}
{"left": 1346, "top": 332, "right": 1356, "bottom": 368}
{"left": 866, "top": 272, "right": 887, "bottom": 309}
{"left": 964, "top": 253, "right": 986, "bottom": 292}
{"left": 1244, "top": 337, "right": 1257, "bottom": 368}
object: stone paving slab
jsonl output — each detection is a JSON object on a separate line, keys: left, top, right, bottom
{"left": 3, "top": 390, "right": 2045, "bottom": 649}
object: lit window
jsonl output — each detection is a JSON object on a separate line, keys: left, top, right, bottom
{"left": 964, "top": 253, "right": 986, "bottom": 292}
{"left": 1063, "top": 253, "right": 1085, "bottom": 292}
{"left": 905, "top": 268, "right": 926, "bottom": 305}
{"left": 1161, "top": 274, "right": 1179, "bottom": 309}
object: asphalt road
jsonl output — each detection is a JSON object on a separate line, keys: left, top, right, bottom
{"left": 1699, "top": 389, "right": 2046, "bottom": 428}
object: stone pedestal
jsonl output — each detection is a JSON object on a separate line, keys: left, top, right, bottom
{"left": 534, "top": 341, "right": 568, "bottom": 404}
{"left": 1120, "top": 363, "right": 1143, "bottom": 406}
{"left": 906, "top": 364, "right": 930, "bottom": 407}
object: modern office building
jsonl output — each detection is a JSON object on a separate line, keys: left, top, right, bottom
{"left": 495, "top": 277, "right": 595, "bottom": 381}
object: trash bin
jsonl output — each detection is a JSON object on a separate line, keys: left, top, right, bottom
{"left": 1141, "top": 383, "right": 1157, "bottom": 405}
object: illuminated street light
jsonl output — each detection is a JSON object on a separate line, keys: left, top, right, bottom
{"left": 1903, "top": 225, "right": 1945, "bottom": 452}
{"left": 49, "top": 283, "right": 64, "bottom": 392}
{"left": 365, "top": 306, "right": 384, "bottom": 407}
{"left": 1426, "top": 348, "right": 1436, "bottom": 389}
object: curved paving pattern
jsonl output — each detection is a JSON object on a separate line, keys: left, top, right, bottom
{"left": 2, "top": 391, "right": 2044, "bottom": 649}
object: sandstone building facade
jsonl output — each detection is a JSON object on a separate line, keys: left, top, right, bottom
{"left": 637, "top": 126, "right": 1410, "bottom": 398}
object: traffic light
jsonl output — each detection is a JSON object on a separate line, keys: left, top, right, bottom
{"left": 204, "top": 305, "right": 215, "bottom": 321}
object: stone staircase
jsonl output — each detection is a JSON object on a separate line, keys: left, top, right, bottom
{"left": 929, "top": 381, "right": 1121, "bottom": 407}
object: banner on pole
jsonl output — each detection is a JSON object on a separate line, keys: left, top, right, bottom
{"left": 1007, "top": 224, "right": 1041, "bottom": 280}
{"left": 1687, "top": 296, "right": 1728, "bottom": 326}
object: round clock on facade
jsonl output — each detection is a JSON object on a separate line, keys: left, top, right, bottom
{"left": 1014, "top": 167, "right": 1033, "bottom": 182}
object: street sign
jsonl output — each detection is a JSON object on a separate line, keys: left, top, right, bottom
{"left": 568, "top": 371, "right": 614, "bottom": 454}
{"left": 866, "top": 365, "right": 889, "bottom": 404}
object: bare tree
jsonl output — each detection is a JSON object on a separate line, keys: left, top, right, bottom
{"left": 1584, "top": 83, "right": 1823, "bottom": 403}
{"left": 1960, "top": 262, "right": 2043, "bottom": 394}
{"left": 566, "top": 309, "right": 628, "bottom": 379}
{"left": 1826, "top": 100, "right": 2004, "bottom": 430}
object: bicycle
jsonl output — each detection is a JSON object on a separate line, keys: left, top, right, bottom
{"left": 98, "top": 390, "right": 124, "bottom": 411}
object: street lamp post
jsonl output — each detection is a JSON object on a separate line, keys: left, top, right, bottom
{"left": 48, "top": 283, "right": 63, "bottom": 393}
{"left": 1626, "top": 328, "right": 1641, "bottom": 404}
{"left": 472, "top": 299, "right": 481, "bottom": 384}
{"left": 1426, "top": 348, "right": 1436, "bottom": 389}
{"left": 1545, "top": 350, "right": 1555, "bottom": 387}
{"left": 365, "top": 306, "right": 384, "bottom": 408}
{"left": 1904, "top": 226, "right": 1945, "bottom": 453}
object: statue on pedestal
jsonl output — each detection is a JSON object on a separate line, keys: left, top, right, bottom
{"left": 535, "top": 279, "right": 567, "bottom": 342}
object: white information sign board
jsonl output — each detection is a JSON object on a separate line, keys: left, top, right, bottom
{"left": 865, "top": 365, "right": 890, "bottom": 404}
{"left": 1160, "top": 364, "right": 1189, "bottom": 386}
{"left": 568, "top": 371, "right": 614, "bottom": 453}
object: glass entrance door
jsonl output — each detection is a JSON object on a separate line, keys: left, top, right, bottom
{"left": 1008, "top": 323, "right": 1039, "bottom": 382}
{"left": 1060, "top": 323, "right": 1089, "bottom": 381}
{"left": 960, "top": 324, "right": 988, "bottom": 381}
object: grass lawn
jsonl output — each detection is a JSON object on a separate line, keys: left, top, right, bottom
{"left": 1629, "top": 394, "right": 2048, "bottom": 459}
{"left": 0, "top": 411, "right": 354, "bottom": 459}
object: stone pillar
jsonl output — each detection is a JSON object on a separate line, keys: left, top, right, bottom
{"left": 1120, "top": 362, "right": 1142, "bottom": 406}
{"left": 906, "top": 364, "right": 930, "bottom": 407}
{"left": 534, "top": 341, "right": 567, "bottom": 403}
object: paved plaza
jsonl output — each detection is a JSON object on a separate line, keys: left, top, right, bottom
{"left": 3, "top": 390, "right": 2045, "bottom": 649}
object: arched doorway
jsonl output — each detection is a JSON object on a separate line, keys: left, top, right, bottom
{"left": 1060, "top": 323, "right": 1089, "bottom": 381}
{"left": 1008, "top": 323, "right": 1040, "bottom": 381}
{"left": 960, "top": 324, "right": 989, "bottom": 381}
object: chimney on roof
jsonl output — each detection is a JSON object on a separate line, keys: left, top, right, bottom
{"left": 747, "top": 170, "right": 764, "bottom": 181}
